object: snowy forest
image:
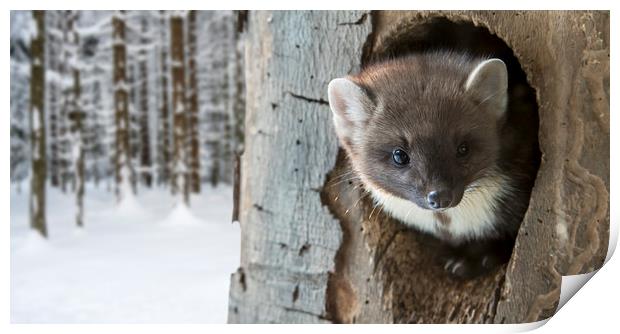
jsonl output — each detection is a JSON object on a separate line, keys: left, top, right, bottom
{"left": 10, "top": 10, "right": 245, "bottom": 323}
{"left": 11, "top": 10, "right": 245, "bottom": 236}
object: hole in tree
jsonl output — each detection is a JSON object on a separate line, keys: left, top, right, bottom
{"left": 366, "top": 15, "right": 541, "bottom": 275}
{"left": 323, "top": 15, "right": 541, "bottom": 323}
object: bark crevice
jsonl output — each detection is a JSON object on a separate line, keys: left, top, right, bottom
{"left": 287, "top": 92, "right": 328, "bottom": 105}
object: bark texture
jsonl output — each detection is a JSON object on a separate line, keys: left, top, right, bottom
{"left": 228, "top": 11, "right": 372, "bottom": 323}
{"left": 158, "top": 11, "right": 171, "bottom": 185}
{"left": 187, "top": 10, "right": 201, "bottom": 193}
{"left": 231, "top": 11, "right": 247, "bottom": 223}
{"left": 67, "top": 11, "right": 85, "bottom": 227}
{"left": 229, "top": 10, "right": 609, "bottom": 324}
{"left": 71, "top": 68, "right": 84, "bottom": 228}
{"left": 29, "top": 10, "right": 47, "bottom": 238}
{"left": 47, "top": 12, "right": 61, "bottom": 188}
{"left": 58, "top": 10, "right": 73, "bottom": 192}
{"left": 170, "top": 14, "right": 190, "bottom": 204}
{"left": 113, "top": 12, "right": 132, "bottom": 201}
{"left": 139, "top": 15, "right": 153, "bottom": 188}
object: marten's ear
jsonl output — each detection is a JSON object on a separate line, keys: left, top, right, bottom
{"left": 465, "top": 58, "right": 508, "bottom": 117}
{"left": 328, "top": 78, "right": 373, "bottom": 145}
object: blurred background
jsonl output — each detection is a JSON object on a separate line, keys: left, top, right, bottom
{"left": 10, "top": 10, "right": 245, "bottom": 323}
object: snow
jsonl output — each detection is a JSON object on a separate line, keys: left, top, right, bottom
{"left": 14, "top": 231, "right": 51, "bottom": 255}
{"left": 162, "top": 203, "right": 205, "bottom": 227}
{"left": 11, "top": 183, "right": 240, "bottom": 323}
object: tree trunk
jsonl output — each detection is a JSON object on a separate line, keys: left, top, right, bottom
{"left": 228, "top": 11, "right": 371, "bottom": 323}
{"left": 47, "top": 12, "right": 61, "bottom": 188}
{"left": 170, "top": 14, "right": 189, "bottom": 204}
{"left": 231, "top": 11, "right": 246, "bottom": 220}
{"left": 186, "top": 10, "right": 201, "bottom": 193}
{"left": 228, "top": 10, "right": 609, "bottom": 324}
{"left": 158, "top": 11, "right": 171, "bottom": 186}
{"left": 127, "top": 62, "right": 139, "bottom": 193}
{"left": 139, "top": 15, "right": 153, "bottom": 188}
{"left": 66, "top": 11, "right": 85, "bottom": 227}
{"left": 59, "top": 10, "right": 73, "bottom": 193}
{"left": 113, "top": 11, "right": 132, "bottom": 202}
{"left": 209, "top": 144, "right": 220, "bottom": 188}
{"left": 89, "top": 80, "right": 104, "bottom": 189}
{"left": 220, "top": 12, "right": 237, "bottom": 185}
{"left": 29, "top": 10, "right": 47, "bottom": 238}
{"left": 71, "top": 66, "right": 85, "bottom": 227}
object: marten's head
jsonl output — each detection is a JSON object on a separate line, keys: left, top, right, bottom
{"left": 328, "top": 53, "right": 509, "bottom": 212}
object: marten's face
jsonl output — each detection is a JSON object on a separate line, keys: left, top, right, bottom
{"left": 356, "top": 98, "right": 501, "bottom": 211}
{"left": 328, "top": 55, "right": 508, "bottom": 211}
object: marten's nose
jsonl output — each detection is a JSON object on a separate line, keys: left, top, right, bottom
{"left": 427, "top": 190, "right": 451, "bottom": 210}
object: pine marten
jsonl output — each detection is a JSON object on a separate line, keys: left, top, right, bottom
{"left": 327, "top": 51, "right": 539, "bottom": 279}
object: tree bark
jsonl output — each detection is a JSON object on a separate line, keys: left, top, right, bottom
{"left": 228, "top": 11, "right": 371, "bottom": 323}
{"left": 47, "top": 12, "right": 61, "bottom": 188}
{"left": 58, "top": 10, "right": 77, "bottom": 193}
{"left": 66, "top": 11, "right": 85, "bottom": 227}
{"left": 170, "top": 14, "right": 190, "bottom": 204}
{"left": 158, "top": 11, "right": 171, "bottom": 186}
{"left": 186, "top": 10, "right": 201, "bottom": 193}
{"left": 139, "top": 14, "right": 153, "bottom": 187}
{"left": 113, "top": 11, "right": 133, "bottom": 202}
{"left": 231, "top": 11, "right": 246, "bottom": 221}
{"left": 29, "top": 10, "right": 47, "bottom": 238}
{"left": 71, "top": 64, "right": 84, "bottom": 228}
{"left": 228, "top": 10, "right": 609, "bottom": 324}
{"left": 127, "top": 62, "right": 139, "bottom": 193}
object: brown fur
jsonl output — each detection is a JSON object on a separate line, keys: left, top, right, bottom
{"left": 329, "top": 51, "right": 540, "bottom": 279}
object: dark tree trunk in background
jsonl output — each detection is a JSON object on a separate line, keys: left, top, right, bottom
{"left": 66, "top": 11, "right": 85, "bottom": 227}
{"left": 29, "top": 10, "right": 47, "bottom": 238}
{"left": 58, "top": 10, "right": 73, "bottom": 193}
{"left": 158, "top": 11, "right": 172, "bottom": 186}
{"left": 127, "top": 62, "right": 139, "bottom": 192}
{"left": 228, "top": 10, "right": 609, "bottom": 324}
{"left": 230, "top": 10, "right": 247, "bottom": 222}
{"left": 88, "top": 79, "right": 105, "bottom": 188}
{"left": 209, "top": 144, "right": 220, "bottom": 188}
{"left": 47, "top": 12, "right": 62, "bottom": 188}
{"left": 113, "top": 11, "right": 133, "bottom": 202}
{"left": 186, "top": 10, "right": 201, "bottom": 193}
{"left": 70, "top": 64, "right": 85, "bottom": 228}
{"left": 139, "top": 15, "right": 153, "bottom": 188}
{"left": 170, "top": 14, "right": 189, "bottom": 204}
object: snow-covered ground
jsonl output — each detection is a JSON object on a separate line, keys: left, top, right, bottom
{"left": 10, "top": 183, "right": 240, "bottom": 323}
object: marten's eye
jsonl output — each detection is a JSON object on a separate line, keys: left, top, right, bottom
{"left": 392, "top": 149, "right": 410, "bottom": 166}
{"left": 457, "top": 143, "right": 469, "bottom": 157}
